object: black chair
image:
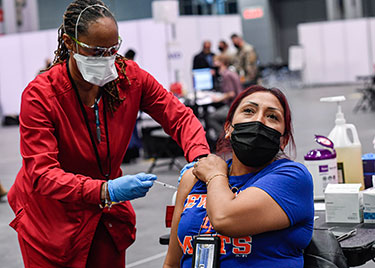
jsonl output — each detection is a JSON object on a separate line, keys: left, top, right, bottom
{"left": 304, "top": 229, "right": 348, "bottom": 268}
{"left": 141, "top": 126, "right": 184, "bottom": 173}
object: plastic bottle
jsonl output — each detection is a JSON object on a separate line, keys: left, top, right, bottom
{"left": 320, "top": 96, "right": 364, "bottom": 189}
{"left": 304, "top": 135, "right": 338, "bottom": 200}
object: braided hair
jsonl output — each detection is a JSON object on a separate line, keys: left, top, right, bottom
{"left": 52, "top": 0, "right": 128, "bottom": 112}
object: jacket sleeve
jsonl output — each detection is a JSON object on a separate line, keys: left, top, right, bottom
{"left": 138, "top": 68, "right": 210, "bottom": 162}
{"left": 19, "top": 83, "right": 103, "bottom": 204}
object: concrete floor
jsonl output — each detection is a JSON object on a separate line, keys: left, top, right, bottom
{"left": 1, "top": 81, "right": 375, "bottom": 267}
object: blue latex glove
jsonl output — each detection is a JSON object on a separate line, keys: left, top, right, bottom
{"left": 178, "top": 161, "right": 197, "bottom": 183}
{"left": 108, "top": 172, "right": 157, "bottom": 202}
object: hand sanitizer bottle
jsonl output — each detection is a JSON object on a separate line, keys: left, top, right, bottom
{"left": 320, "top": 96, "right": 364, "bottom": 189}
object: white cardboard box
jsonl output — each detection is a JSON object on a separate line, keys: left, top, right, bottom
{"left": 324, "top": 183, "right": 363, "bottom": 223}
{"left": 363, "top": 187, "right": 375, "bottom": 223}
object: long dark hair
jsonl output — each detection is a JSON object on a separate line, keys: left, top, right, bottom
{"left": 51, "top": 0, "right": 128, "bottom": 112}
{"left": 216, "top": 85, "right": 296, "bottom": 159}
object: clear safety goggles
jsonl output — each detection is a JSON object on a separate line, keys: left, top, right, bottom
{"left": 71, "top": 35, "right": 122, "bottom": 57}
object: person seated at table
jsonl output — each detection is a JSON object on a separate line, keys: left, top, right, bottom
{"left": 206, "top": 54, "right": 243, "bottom": 142}
{"left": 163, "top": 85, "right": 314, "bottom": 268}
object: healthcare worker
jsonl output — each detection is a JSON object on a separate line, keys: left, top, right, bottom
{"left": 8, "top": 0, "right": 210, "bottom": 267}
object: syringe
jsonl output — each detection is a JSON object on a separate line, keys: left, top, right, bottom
{"left": 154, "top": 180, "right": 177, "bottom": 190}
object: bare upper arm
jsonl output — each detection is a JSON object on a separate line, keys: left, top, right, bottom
{"left": 163, "top": 169, "right": 197, "bottom": 267}
{"left": 176, "top": 169, "right": 198, "bottom": 203}
{"left": 211, "top": 186, "right": 290, "bottom": 237}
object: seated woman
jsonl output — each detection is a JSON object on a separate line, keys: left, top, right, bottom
{"left": 163, "top": 85, "right": 314, "bottom": 268}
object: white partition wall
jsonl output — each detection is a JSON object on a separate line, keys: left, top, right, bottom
{"left": 0, "top": 34, "right": 24, "bottom": 115}
{"left": 298, "top": 22, "right": 325, "bottom": 85}
{"left": 20, "top": 31, "right": 53, "bottom": 88}
{"left": 369, "top": 18, "right": 375, "bottom": 72}
{"left": 117, "top": 20, "right": 141, "bottom": 63}
{"left": 0, "top": 29, "right": 57, "bottom": 116}
{"left": 298, "top": 18, "right": 373, "bottom": 85}
{"left": 196, "top": 15, "right": 221, "bottom": 41}
{"left": 0, "top": 15, "right": 242, "bottom": 118}
{"left": 322, "top": 21, "right": 347, "bottom": 84}
{"left": 137, "top": 19, "right": 169, "bottom": 87}
{"left": 344, "top": 19, "right": 372, "bottom": 82}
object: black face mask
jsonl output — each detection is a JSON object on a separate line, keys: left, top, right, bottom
{"left": 218, "top": 46, "right": 224, "bottom": 52}
{"left": 234, "top": 44, "right": 240, "bottom": 49}
{"left": 230, "top": 121, "right": 281, "bottom": 167}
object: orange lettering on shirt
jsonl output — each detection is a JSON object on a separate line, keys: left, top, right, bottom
{"left": 178, "top": 236, "right": 194, "bottom": 255}
{"left": 196, "top": 195, "right": 207, "bottom": 208}
{"left": 232, "top": 237, "right": 252, "bottom": 255}
{"left": 201, "top": 216, "right": 213, "bottom": 233}
{"left": 183, "top": 194, "right": 199, "bottom": 210}
{"left": 220, "top": 235, "right": 231, "bottom": 254}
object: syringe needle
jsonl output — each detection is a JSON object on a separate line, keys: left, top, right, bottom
{"left": 154, "top": 180, "right": 177, "bottom": 190}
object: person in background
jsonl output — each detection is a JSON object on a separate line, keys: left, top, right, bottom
{"left": 217, "top": 40, "right": 231, "bottom": 59}
{"left": 206, "top": 54, "right": 243, "bottom": 142}
{"left": 124, "top": 48, "right": 136, "bottom": 60}
{"left": 0, "top": 182, "right": 7, "bottom": 200}
{"left": 193, "top": 40, "right": 221, "bottom": 91}
{"left": 192, "top": 40, "right": 215, "bottom": 70}
{"left": 7, "top": 1, "right": 210, "bottom": 267}
{"left": 231, "top": 33, "right": 259, "bottom": 87}
{"left": 164, "top": 85, "right": 314, "bottom": 268}
{"left": 38, "top": 58, "right": 53, "bottom": 74}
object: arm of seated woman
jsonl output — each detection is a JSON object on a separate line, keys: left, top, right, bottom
{"left": 193, "top": 154, "right": 291, "bottom": 238}
{"left": 163, "top": 169, "right": 198, "bottom": 268}
{"left": 207, "top": 184, "right": 290, "bottom": 238}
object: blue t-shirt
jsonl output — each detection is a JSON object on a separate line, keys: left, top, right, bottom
{"left": 177, "top": 159, "right": 314, "bottom": 268}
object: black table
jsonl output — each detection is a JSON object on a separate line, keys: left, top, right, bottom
{"left": 314, "top": 210, "right": 375, "bottom": 267}
{"left": 182, "top": 91, "right": 226, "bottom": 150}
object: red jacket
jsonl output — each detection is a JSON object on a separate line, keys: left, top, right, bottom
{"left": 8, "top": 59, "right": 209, "bottom": 267}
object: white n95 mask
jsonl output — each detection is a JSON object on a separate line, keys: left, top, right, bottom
{"left": 73, "top": 53, "right": 118, "bottom": 87}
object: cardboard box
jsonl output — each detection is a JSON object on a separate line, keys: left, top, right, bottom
{"left": 324, "top": 183, "right": 363, "bottom": 223}
{"left": 363, "top": 187, "right": 375, "bottom": 223}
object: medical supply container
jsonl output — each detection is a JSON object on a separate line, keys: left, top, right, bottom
{"left": 320, "top": 96, "right": 364, "bottom": 189}
{"left": 304, "top": 135, "right": 338, "bottom": 200}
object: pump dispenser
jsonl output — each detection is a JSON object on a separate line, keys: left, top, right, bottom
{"left": 320, "top": 96, "right": 364, "bottom": 189}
